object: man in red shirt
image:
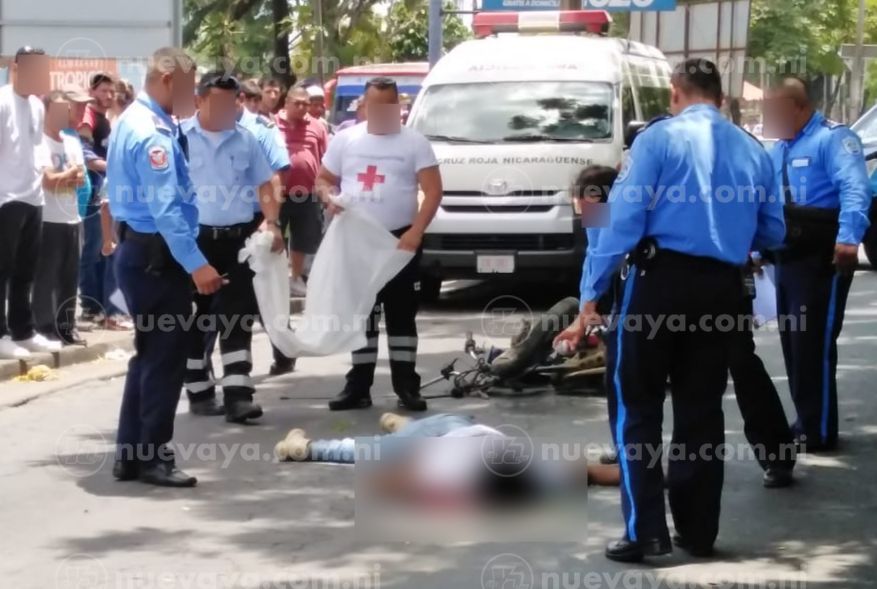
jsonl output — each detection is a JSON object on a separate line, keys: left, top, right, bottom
{"left": 277, "top": 86, "right": 329, "bottom": 297}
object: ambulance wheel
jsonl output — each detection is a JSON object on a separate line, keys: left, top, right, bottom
{"left": 419, "top": 274, "right": 442, "bottom": 303}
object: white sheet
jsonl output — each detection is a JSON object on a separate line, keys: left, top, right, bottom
{"left": 753, "top": 266, "right": 778, "bottom": 328}
{"left": 240, "top": 207, "right": 414, "bottom": 357}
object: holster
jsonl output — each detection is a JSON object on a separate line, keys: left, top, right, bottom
{"left": 782, "top": 204, "right": 839, "bottom": 256}
{"left": 117, "top": 222, "right": 183, "bottom": 277}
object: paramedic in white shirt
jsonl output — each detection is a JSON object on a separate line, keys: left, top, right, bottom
{"left": 315, "top": 77, "right": 443, "bottom": 412}
{"left": 0, "top": 46, "right": 61, "bottom": 359}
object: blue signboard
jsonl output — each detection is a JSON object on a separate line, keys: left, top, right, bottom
{"left": 581, "top": 0, "right": 676, "bottom": 10}
{"left": 481, "top": 0, "right": 563, "bottom": 10}
{"left": 482, "top": 0, "right": 676, "bottom": 11}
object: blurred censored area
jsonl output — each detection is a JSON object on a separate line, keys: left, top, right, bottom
{"left": 354, "top": 435, "right": 589, "bottom": 543}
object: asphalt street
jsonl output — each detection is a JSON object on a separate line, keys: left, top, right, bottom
{"left": 1, "top": 273, "right": 876, "bottom": 589}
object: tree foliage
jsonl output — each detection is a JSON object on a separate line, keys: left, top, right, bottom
{"left": 747, "top": 0, "right": 865, "bottom": 78}
{"left": 385, "top": 0, "right": 472, "bottom": 62}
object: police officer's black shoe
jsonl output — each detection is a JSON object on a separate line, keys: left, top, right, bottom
{"left": 138, "top": 462, "right": 197, "bottom": 488}
{"left": 763, "top": 466, "right": 794, "bottom": 488}
{"left": 396, "top": 390, "right": 427, "bottom": 412}
{"left": 225, "top": 400, "right": 264, "bottom": 423}
{"left": 269, "top": 357, "right": 296, "bottom": 376}
{"left": 604, "top": 537, "right": 672, "bottom": 563}
{"left": 112, "top": 459, "right": 139, "bottom": 481}
{"left": 189, "top": 397, "right": 225, "bottom": 416}
{"left": 672, "top": 534, "right": 715, "bottom": 558}
{"left": 328, "top": 390, "right": 372, "bottom": 411}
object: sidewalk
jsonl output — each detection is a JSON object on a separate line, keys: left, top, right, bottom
{"left": 0, "top": 298, "right": 306, "bottom": 384}
{"left": 0, "top": 328, "right": 135, "bottom": 383}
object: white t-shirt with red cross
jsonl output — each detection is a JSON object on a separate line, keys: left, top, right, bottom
{"left": 322, "top": 122, "right": 438, "bottom": 231}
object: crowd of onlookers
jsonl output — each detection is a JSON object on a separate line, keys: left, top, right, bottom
{"left": 0, "top": 44, "right": 357, "bottom": 362}
{"left": 0, "top": 47, "right": 139, "bottom": 359}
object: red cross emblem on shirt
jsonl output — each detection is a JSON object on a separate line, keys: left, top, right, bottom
{"left": 357, "top": 165, "right": 385, "bottom": 191}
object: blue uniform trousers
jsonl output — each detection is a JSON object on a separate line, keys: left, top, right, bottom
{"left": 729, "top": 294, "right": 796, "bottom": 471}
{"left": 607, "top": 250, "right": 740, "bottom": 548}
{"left": 776, "top": 250, "right": 853, "bottom": 449}
{"left": 114, "top": 237, "right": 192, "bottom": 464}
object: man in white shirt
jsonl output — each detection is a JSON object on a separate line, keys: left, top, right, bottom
{"left": 32, "top": 91, "right": 87, "bottom": 346}
{"left": 0, "top": 47, "right": 61, "bottom": 359}
{"left": 315, "top": 77, "right": 443, "bottom": 412}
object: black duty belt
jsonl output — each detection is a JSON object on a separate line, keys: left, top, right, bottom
{"left": 199, "top": 222, "right": 254, "bottom": 241}
{"left": 626, "top": 237, "right": 741, "bottom": 273}
{"left": 118, "top": 222, "right": 160, "bottom": 245}
{"left": 117, "top": 222, "right": 183, "bottom": 277}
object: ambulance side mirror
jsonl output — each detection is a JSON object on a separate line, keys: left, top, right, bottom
{"left": 624, "top": 121, "right": 647, "bottom": 150}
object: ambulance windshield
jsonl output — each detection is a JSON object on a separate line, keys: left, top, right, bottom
{"left": 411, "top": 81, "right": 613, "bottom": 143}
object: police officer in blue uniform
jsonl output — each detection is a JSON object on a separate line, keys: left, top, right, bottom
{"left": 181, "top": 71, "right": 281, "bottom": 423}
{"left": 108, "top": 48, "right": 224, "bottom": 487}
{"left": 764, "top": 77, "right": 871, "bottom": 452}
{"left": 236, "top": 79, "right": 298, "bottom": 377}
{"left": 556, "top": 59, "right": 786, "bottom": 562}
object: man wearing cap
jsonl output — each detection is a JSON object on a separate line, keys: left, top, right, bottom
{"left": 181, "top": 71, "right": 281, "bottom": 423}
{"left": 0, "top": 47, "right": 61, "bottom": 359}
{"left": 62, "top": 87, "right": 96, "bottom": 228}
{"left": 307, "top": 85, "right": 329, "bottom": 132}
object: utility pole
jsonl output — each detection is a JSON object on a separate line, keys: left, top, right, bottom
{"left": 850, "top": 0, "right": 866, "bottom": 120}
{"left": 428, "top": 0, "right": 442, "bottom": 68}
{"left": 315, "top": 0, "right": 326, "bottom": 85}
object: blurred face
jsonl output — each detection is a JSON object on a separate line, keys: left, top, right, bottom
{"left": 169, "top": 68, "right": 197, "bottom": 118}
{"left": 69, "top": 101, "right": 88, "bottom": 128}
{"left": 45, "top": 100, "right": 71, "bottom": 134}
{"left": 262, "top": 86, "right": 281, "bottom": 112}
{"left": 308, "top": 97, "right": 325, "bottom": 118}
{"left": 13, "top": 54, "right": 50, "bottom": 96}
{"left": 762, "top": 90, "right": 801, "bottom": 140}
{"left": 285, "top": 91, "right": 309, "bottom": 122}
{"left": 199, "top": 87, "right": 238, "bottom": 131}
{"left": 365, "top": 86, "right": 401, "bottom": 134}
{"left": 91, "top": 81, "right": 115, "bottom": 111}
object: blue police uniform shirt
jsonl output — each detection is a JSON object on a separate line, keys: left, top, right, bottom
{"left": 238, "top": 108, "right": 290, "bottom": 172}
{"left": 106, "top": 92, "right": 207, "bottom": 274}
{"left": 237, "top": 108, "right": 290, "bottom": 213}
{"left": 580, "top": 227, "right": 602, "bottom": 306}
{"left": 180, "top": 115, "right": 275, "bottom": 227}
{"left": 770, "top": 111, "right": 871, "bottom": 245}
{"left": 581, "top": 103, "right": 786, "bottom": 302}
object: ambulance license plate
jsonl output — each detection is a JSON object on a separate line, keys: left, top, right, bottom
{"left": 477, "top": 254, "right": 515, "bottom": 274}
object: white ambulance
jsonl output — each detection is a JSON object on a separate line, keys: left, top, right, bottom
{"left": 407, "top": 10, "right": 672, "bottom": 300}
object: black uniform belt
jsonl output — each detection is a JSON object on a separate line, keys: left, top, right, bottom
{"left": 117, "top": 222, "right": 183, "bottom": 277}
{"left": 629, "top": 238, "right": 741, "bottom": 272}
{"left": 199, "top": 222, "right": 254, "bottom": 241}
{"left": 118, "top": 222, "right": 161, "bottom": 245}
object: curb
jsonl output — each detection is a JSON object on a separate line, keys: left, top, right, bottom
{"left": 0, "top": 333, "right": 135, "bottom": 382}
{"left": 1, "top": 297, "right": 306, "bottom": 382}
